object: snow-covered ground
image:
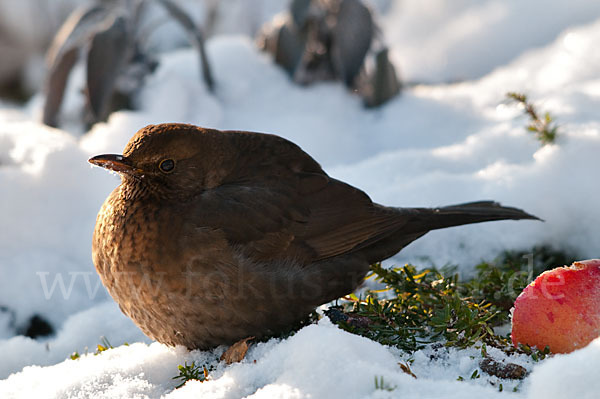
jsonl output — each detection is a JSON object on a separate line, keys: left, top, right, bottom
{"left": 1, "top": 1, "right": 599, "bottom": 398}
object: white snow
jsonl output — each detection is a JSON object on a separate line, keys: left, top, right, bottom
{"left": 4, "top": 319, "right": 599, "bottom": 398}
{"left": 1, "top": 0, "right": 599, "bottom": 398}
{"left": 528, "top": 338, "right": 600, "bottom": 399}
{"left": 382, "top": 0, "right": 600, "bottom": 83}
{"left": 0, "top": 320, "right": 523, "bottom": 399}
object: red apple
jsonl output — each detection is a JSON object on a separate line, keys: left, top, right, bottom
{"left": 511, "top": 259, "right": 600, "bottom": 353}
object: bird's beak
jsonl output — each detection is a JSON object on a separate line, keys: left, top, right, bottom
{"left": 89, "top": 154, "right": 140, "bottom": 175}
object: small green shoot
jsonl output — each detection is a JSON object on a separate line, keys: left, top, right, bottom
{"left": 507, "top": 92, "right": 559, "bottom": 145}
{"left": 95, "top": 336, "right": 113, "bottom": 355}
{"left": 374, "top": 376, "right": 396, "bottom": 392}
{"left": 173, "top": 361, "right": 214, "bottom": 389}
{"left": 480, "top": 343, "right": 487, "bottom": 357}
{"left": 518, "top": 344, "right": 551, "bottom": 362}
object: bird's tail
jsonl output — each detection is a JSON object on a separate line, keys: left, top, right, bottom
{"left": 359, "top": 201, "right": 539, "bottom": 264}
{"left": 411, "top": 201, "right": 541, "bottom": 231}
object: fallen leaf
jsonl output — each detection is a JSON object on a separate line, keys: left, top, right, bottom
{"left": 220, "top": 337, "right": 254, "bottom": 364}
{"left": 399, "top": 362, "right": 417, "bottom": 379}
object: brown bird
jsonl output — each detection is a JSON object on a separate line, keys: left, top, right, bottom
{"left": 90, "top": 123, "right": 538, "bottom": 349}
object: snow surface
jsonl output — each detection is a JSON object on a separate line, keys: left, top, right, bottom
{"left": 1, "top": 0, "right": 600, "bottom": 398}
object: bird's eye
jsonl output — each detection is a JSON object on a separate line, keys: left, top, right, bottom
{"left": 159, "top": 159, "right": 175, "bottom": 173}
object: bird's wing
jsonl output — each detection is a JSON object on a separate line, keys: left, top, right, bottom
{"left": 188, "top": 132, "right": 408, "bottom": 263}
{"left": 193, "top": 174, "right": 407, "bottom": 263}
{"left": 291, "top": 175, "right": 406, "bottom": 260}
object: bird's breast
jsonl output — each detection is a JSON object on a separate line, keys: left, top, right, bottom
{"left": 90, "top": 182, "right": 343, "bottom": 348}
{"left": 91, "top": 183, "right": 244, "bottom": 344}
{"left": 93, "top": 184, "right": 163, "bottom": 298}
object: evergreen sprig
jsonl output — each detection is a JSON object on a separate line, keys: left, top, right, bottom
{"left": 331, "top": 246, "right": 574, "bottom": 358}
{"left": 507, "top": 92, "right": 559, "bottom": 145}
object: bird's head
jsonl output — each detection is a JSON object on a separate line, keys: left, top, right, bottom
{"left": 89, "top": 123, "right": 231, "bottom": 199}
